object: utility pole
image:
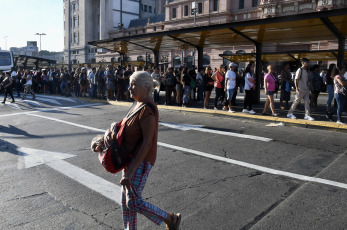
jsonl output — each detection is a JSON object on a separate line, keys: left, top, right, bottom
{"left": 68, "top": 0, "right": 71, "bottom": 72}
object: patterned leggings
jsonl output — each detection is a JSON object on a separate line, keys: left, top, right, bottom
{"left": 22, "top": 85, "right": 35, "bottom": 99}
{"left": 122, "top": 161, "right": 168, "bottom": 230}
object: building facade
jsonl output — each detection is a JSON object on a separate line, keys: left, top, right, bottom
{"left": 63, "top": 0, "right": 157, "bottom": 65}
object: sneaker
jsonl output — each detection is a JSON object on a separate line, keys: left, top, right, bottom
{"left": 11, "top": 100, "right": 15, "bottom": 103}
{"left": 272, "top": 113, "right": 279, "bottom": 117}
{"left": 249, "top": 110, "right": 256, "bottom": 114}
{"left": 1, "top": 101, "right": 5, "bottom": 104}
{"left": 242, "top": 109, "right": 250, "bottom": 113}
{"left": 287, "top": 113, "right": 296, "bottom": 119}
{"left": 304, "top": 116, "right": 314, "bottom": 121}
{"left": 222, "top": 107, "right": 227, "bottom": 111}
{"left": 228, "top": 110, "right": 235, "bottom": 113}
{"left": 337, "top": 120, "right": 346, "bottom": 125}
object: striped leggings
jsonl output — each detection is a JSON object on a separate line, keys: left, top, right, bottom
{"left": 122, "top": 161, "right": 168, "bottom": 230}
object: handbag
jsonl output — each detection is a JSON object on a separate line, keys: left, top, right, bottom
{"left": 285, "top": 82, "right": 291, "bottom": 92}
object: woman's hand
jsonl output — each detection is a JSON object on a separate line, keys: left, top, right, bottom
{"left": 120, "top": 175, "right": 131, "bottom": 190}
{"left": 104, "top": 128, "right": 112, "bottom": 147}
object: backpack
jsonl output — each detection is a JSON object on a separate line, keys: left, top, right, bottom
{"left": 98, "top": 102, "right": 155, "bottom": 174}
{"left": 20, "top": 77, "right": 27, "bottom": 85}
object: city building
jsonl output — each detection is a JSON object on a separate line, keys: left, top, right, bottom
{"left": 10, "top": 41, "right": 39, "bottom": 57}
{"left": 63, "top": 0, "right": 158, "bottom": 65}
{"left": 92, "top": 0, "right": 346, "bottom": 69}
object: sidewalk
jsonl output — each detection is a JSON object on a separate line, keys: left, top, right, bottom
{"left": 85, "top": 91, "right": 347, "bottom": 132}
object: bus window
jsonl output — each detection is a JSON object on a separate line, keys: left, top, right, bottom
{"left": 0, "top": 51, "right": 14, "bottom": 71}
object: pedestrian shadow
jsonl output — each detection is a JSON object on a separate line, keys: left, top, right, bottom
{"left": 0, "top": 138, "right": 20, "bottom": 155}
{"left": 0, "top": 125, "right": 41, "bottom": 139}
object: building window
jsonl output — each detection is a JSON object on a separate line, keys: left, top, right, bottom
{"left": 213, "top": 0, "right": 218, "bottom": 11}
{"left": 72, "top": 2, "right": 77, "bottom": 11}
{"left": 73, "top": 16, "right": 77, "bottom": 27}
{"left": 184, "top": 5, "right": 189, "bottom": 16}
{"left": 144, "top": 5, "right": 147, "bottom": 12}
{"left": 198, "top": 2, "right": 203, "bottom": 14}
{"left": 172, "top": 8, "right": 176, "bottom": 18}
{"left": 153, "top": 26, "right": 156, "bottom": 31}
{"left": 149, "top": 6, "right": 152, "bottom": 13}
{"left": 173, "top": 56, "right": 181, "bottom": 68}
{"left": 252, "top": 0, "right": 257, "bottom": 7}
{"left": 140, "top": 4, "right": 143, "bottom": 11}
{"left": 239, "top": 0, "right": 244, "bottom": 9}
{"left": 74, "top": 32, "right": 78, "bottom": 43}
{"left": 154, "top": 7, "right": 156, "bottom": 14}
{"left": 203, "top": 55, "right": 210, "bottom": 67}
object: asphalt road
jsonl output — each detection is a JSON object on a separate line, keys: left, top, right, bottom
{"left": 0, "top": 95, "right": 346, "bottom": 230}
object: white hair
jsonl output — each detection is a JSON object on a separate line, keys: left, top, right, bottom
{"left": 129, "top": 71, "right": 153, "bottom": 96}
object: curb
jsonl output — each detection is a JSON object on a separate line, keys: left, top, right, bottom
{"left": 90, "top": 99, "right": 347, "bottom": 132}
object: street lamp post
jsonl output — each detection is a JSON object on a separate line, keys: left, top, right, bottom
{"left": 35, "top": 33, "right": 47, "bottom": 56}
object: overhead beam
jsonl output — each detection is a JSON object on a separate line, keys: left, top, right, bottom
{"left": 128, "top": 41, "right": 154, "bottom": 52}
{"left": 229, "top": 28, "right": 259, "bottom": 45}
{"left": 166, "top": 35, "right": 199, "bottom": 49}
{"left": 287, "top": 53, "right": 299, "bottom": 62}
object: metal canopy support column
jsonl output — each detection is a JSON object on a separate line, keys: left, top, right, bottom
{"left": 23, "top": 57, "right": 29, "bottom": 69}
{"left": 320, "top": 17, "right": 345, "bottom": 67}
{"left": 153, "top": 50, "right": 159, "bottom": 67}
{"left": 197, "top": 47, "right": 203, "bottom": 69}
{"left": 120, "top": 53, "right": 126, "bottom": 68}
{"left": 255, "top": 43, "right": 262, "bottom": 104}
{"left": 230, "top": 28, "right": 262, "bottom": 103}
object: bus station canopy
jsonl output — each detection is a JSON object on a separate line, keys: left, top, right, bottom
{"left": 220, "top": 50, "right": 347, "bottom": 63}
{"left": 89, "top": 8, "right": 346, "bottom": 57}
{"left": 14, "top": 55, "right": 56, "bottom": 69}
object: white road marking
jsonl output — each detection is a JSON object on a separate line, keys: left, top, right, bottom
{"left": 34, "top": 97, "right": 62, "bottom": 105}
{"left": 21, "top": 100, "right": 42, "bottom": 107}
{"left": 17, "top": 147, "right": 121, "bottom": 205}
{"left": 38, "top": 94, "right": 77, "bottom": 103}
{"left": 160, "top": 122, "right": 272, "bottom": 142}
{"left": 0, "top": 103, "right": 103, "bottom": 118}
{"left": 7, "top": 104, "right": 347, "bottom": 190}
{"left": 1, "top": 101, "right": 21, "bottom": 110}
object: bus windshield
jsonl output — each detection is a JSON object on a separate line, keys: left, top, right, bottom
{"left": 0, "top": 52, "right": 12, "bottom": 66}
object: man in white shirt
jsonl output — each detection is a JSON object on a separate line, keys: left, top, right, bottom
{"left": 225, "top": 62, "right": 237, "bottom": 113}
{"left": 89, "top": 67, "right": 97, "bottom": 99}
{"left": 287, "top": 58, "right": 314, "bottom": 120}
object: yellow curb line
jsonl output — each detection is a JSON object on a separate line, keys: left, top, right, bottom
{"left": 101, "top": 100, "right": 347, "bottom": 131}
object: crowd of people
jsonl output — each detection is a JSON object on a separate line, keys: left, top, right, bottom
{"left": 1, "top": 59, "right": 346, "bottom": 123}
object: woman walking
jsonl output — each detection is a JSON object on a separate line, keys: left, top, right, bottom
{"left": 104, "top": 71, "right": 181, "bottom": 230}
{"left": 262, "top": 65, "right": 278, "bottom": 116}
{"left": 22, "top": 70, "right": 36, "bottom": 100}
{"left": 325, "top": 64, "right": 336, "bottom": 118}
{"left": 203, "top": 66, "right": 214, "bottom": 109}
{"left": 1, "top": 71, "right": 15, "bottom": 103}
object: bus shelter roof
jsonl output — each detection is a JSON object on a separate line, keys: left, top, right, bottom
{"left": 220, "top": 50, "right": 347, "bottom": 63}
{"left": 89, "top": 8, "right": 347, "bottom": 54}
{"left": 14, "top": 55, "right": 57, "bottom": 69}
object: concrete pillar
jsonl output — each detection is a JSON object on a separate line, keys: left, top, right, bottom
{"left": 100, "top": 0, "right": 106, "bottom": 40}
{"left": 153, "top": 50, "right": 160, "bottom": 67}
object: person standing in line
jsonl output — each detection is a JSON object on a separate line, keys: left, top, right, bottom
{"left": 104, "top": 71, "right": 181, "bottom": 230}
{"left": 22, "top": 70, "right": 36, "bottom": 100}
{"left": 196, "top": 67, "right": 204, "bottom": 103}
{"left": 280, "top": 63, "right": 292, "bottom": 110}
{"left": 164, "top": 67, "right": 175, "bottom": 105}
{"left": 96, "top": 66, "right": 106, "bottom": 99}
{"left": 181, "top": 67, "right": 191, "bottom": 107}
{"left": 1, "top": 71, "right": 15, "bottom": 103}
{"left": 15, "top": 69, "right": 22, "bottom": 97}
{"left": 329, "top": 66, "right": 347, "bottom": 124}
{"left": 287, "top": 58, "right": 314, "bottom": 120}
{"left": 79, "top": 67, "right": 88, "bottom": 97}
{"left": 174, "top": 68, "right": 183, "bottom": 106}
{"left": 60, "top": 69, "right": 70, "bottom": 97}
{"left": 225, "top": 62, "right": 237, "bottom": 113}
{"left": 203, "top": 66, "right": 214, "bottom": 109}
{"left": 243, "top": 61, "right": 256, "bottom": 114}
{"left": 309, "top": 65, "right": 323, "bottom": 110}
{"left": 212, "top": 65, "right": 226, "bottom": 110}
{"left": 88, "top": 67, "right": 97, "bottom": 99}
{"left": 325, "top": 63, "right": 336, "bottom": 118}
{"left": 262, "top": 65, "right": 278, "bottom": 117}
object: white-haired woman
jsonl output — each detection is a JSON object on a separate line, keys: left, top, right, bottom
{"left": 104, "top": 71, "right": 181, "bottom": 230}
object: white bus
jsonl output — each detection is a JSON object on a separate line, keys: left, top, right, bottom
{"left": 0, "top": 50, "right": 14, "bottom": 72}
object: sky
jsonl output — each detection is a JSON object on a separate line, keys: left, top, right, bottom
{"left": 0, "top": 0, "right": 64, "bottom": 52}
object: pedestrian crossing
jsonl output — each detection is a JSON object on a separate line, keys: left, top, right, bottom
{"left": 1, "top": 94, "right": 79, "bottom": 110}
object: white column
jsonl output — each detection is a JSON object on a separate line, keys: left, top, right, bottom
{"left": 100, "top": 0, "right": 106, "bottom": 40}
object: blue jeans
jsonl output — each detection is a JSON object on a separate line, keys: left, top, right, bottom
{"left": 227, "top": 88, "right": 235, "bottom": 100}
{"left": 197, "top": 84, "right": 204, "bottom": 101}
{"left": 90, "top": 85, "right": 97, "bottom": 99}
{"left": 326, "top": 84, "right": 334, "bottom": 111}
{"left": 153, "top": 89, "right": 159, "bottom": 103}
{"left": 183, "top": 86, "right": 191, "bottom": 104}
{"left": 332, "top": 93, "right": 345, "bottom": 122}
{"left": 60, "top": 81, "right": 69, "bottom": 96}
